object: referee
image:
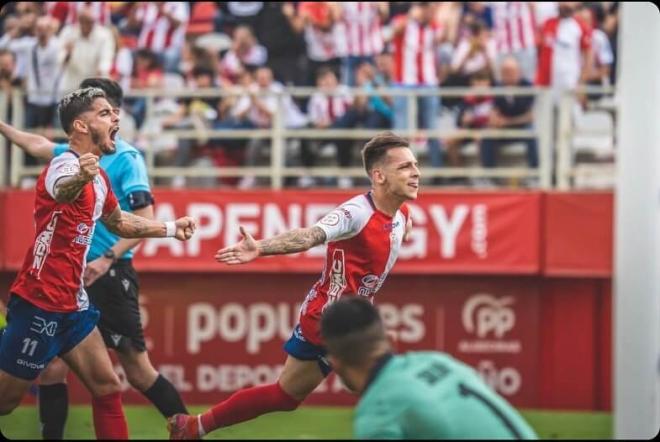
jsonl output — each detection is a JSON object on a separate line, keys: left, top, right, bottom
{"left": 320, "top": 297, "right": 538, "bottom": 440}
{"left": 0, "top": 78, "right": 188, "bottom": 439}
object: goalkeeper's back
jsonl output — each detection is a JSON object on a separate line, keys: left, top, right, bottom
{"left": 354, "top": 351, "right": 538, "bottom": 440}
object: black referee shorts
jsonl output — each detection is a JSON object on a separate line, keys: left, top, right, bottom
{"left": 88, "top": 259, "right": 147, "bottom": 353}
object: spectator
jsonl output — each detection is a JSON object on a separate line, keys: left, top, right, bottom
{"left": 0, "top": 2, "right": 38, "bottom": 81}
{"left": 299, "top": 67, "right": 353, "bottom": 188}
{"left": 46, "top": 1, "right": 112, "bottom": 28}
{"left": 220, "top": 25, "right": 267, "bottom": 84}
{"left": 448, "top": 20, "right": 497, "bottom": 91}
{"left": 330, "top": 2, "right": 388, "bottom": 86}
{"left": 444, "top": 69, "right": 494, "bottom": 170}
{"left": 57, "top": 4, "right": 115, "bottom": 96}
{"left": 256, "top": 2, "right": 307, "bottom": 87}
{"left": 233, "top": 66, "right": 306, "bottom": 188}
{"left": 0, "top": 48, "right": 22, "bottom": 99}
{"left": 580, "top": 3, "right": 614, "bottom": 101}
{"left": 461, "top": 2, "right": 493, "bottom": 31}
{"left": 126, "top": 49, "right": 165, "bottom": 128}
{"left": 167, "top": 65, "right": 223, "bottom": 187}
{"left": 536, "top": 1, "right": 593, "bottom": 104}
{"left": 24, "top": 15, "right": 61, "bottom": 130}
{"left": 491, "top": 2, "right": 538, "bottom": 82}
{"left": 215, "top": 1, "right": 263, "bottom": 35}
{"left": 294, "top": 2, "right": 340, "bottom": 87}
{"left": 389, "top": 2, "right": 444, "bottom": 170}
{"left": 135, "top": 2, "right": 189, "bottom": 73}
{"left": 480, "top": 56, "right": 538, "bottom": 177}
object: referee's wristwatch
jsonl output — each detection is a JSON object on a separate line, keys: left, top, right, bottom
{"left": 103, "top": 249, "right": 117, "bottom": 263}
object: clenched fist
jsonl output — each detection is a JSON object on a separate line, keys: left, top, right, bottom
{"left": 78, "top": 153, "right": 100, "bottom": 181}
{"left": 175, "top": 216, "right": 197, "bottom": 241}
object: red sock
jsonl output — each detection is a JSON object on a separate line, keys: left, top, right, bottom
{"left": 200, "top": 382, "right": 300, "bottom": 433}
{"left": 92, "top": 392, "right": 129, "bottom": 439}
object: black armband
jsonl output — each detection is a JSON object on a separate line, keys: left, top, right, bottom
{"left": 127, "top": 190, "right": 154, "bottom": 210}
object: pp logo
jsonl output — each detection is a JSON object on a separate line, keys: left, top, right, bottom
{"left": 462, "top": 294, "right": 515, "bottom": 338}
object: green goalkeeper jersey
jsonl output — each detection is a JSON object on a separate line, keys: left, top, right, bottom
{"left": 354, "top": 352, "right": 538, "bottom": 440}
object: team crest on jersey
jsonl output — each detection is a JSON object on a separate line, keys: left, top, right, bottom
{"left": 320, "top": 212, "right": 340, "bottom": 226}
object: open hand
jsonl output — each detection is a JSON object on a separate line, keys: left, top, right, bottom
{"left": 214, "top": 226, "right": 259, "bottom": 264}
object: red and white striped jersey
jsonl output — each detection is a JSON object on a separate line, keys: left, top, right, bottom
{"left": 304, "top": 25, "right": 337, "bottom": 62}
{"left": 333, "top": 2, "right": 384, "bottom": 58}
{"left": 392, "top": 16, "right": 442, "bottom": 86}
{"left": 299, "top": 192, "right": 410, "bottom": 345}
{"left": 492, "top": 2, "right": 537, "bottom": 53}
{"left": 10, "top": 151, "right": 118, "bottom": 313}
{"left": 536, "top": 16, "right": 591, "bottom": 89}
{"left": 46, "top": 2, "right": 111, "bottom": 27}
{"left": 137, "top": 2, "right": 189, "bottom": 52}
{"left": 308, "top": 87, "right": 353, "bottom": 126}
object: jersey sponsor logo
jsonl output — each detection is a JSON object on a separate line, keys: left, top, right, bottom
{"left": 324, "top": 249, "right": 346, "bottom": 311}
{"left": 383, "top": 221, "right": 400, "bottom": 232}
{"left": 357, "top": 273, "right": 381, "bottom": 298}
{"left": 29, "top": 316, "right": 58, "bottom": 336}
{"left": 16, "top": 359, "right": 45, "bottom": 370}
{"left": 31, "top": 211, "right": 62, "bottom": 278}
{"left": 73, "top": 223, "right": 93, "bottom": 246}
{"left": 56, "top": 162, "right": 79, "bottom": 175}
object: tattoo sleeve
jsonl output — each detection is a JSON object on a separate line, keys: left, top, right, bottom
{"left": 257, "top": 226, "right": 327, "bottom": 256}
{"left": 102, "top": 207, "right": 166, "bottom": 238}
{"left": 53, "top": 174, "right": 89, "bottom": 203}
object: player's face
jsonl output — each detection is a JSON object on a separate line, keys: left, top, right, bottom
{"left": 380, "top": 147, "right": 420, "bottom": 201}
{"left": 84, "top": 97, "right": 120, "bottom": 155}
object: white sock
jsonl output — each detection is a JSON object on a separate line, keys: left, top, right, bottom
{"left": 197, "top": 415, "right": 207, "bottom": 437}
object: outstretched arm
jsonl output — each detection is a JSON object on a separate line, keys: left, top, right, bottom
{"left": 215, "top": 225, "right": 327, "bottom": 265}
{"left": 0, "top": 119, "right": 56, "bottom": 160}
{"left": 102, "top": 206, "right": 196, "bottom": 240}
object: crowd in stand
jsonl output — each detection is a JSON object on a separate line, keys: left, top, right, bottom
{"left": 0, "top": 2, "right": 619, "bottom": 188}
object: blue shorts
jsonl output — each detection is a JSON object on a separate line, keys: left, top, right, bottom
{"left": 0, "top": 294, "right": 100, "bottom": 381}
{"left": 283, "top": 324, "right": 332, "bottom": 377}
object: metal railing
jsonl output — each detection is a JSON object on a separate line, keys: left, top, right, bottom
{"left": 0, "top": 85, "right": 616, "bottom": 189}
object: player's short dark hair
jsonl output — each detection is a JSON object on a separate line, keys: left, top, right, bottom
{"left": 58, "top": 87, "right": 107, "bottom": 135}
{"left": 321, "top": 297, "right": 387, "bottom": 366}
{"left": 361, "top": 131, "right": 410, "bottom": 175}
{"left": 79, "top": 78, "right": 123, "bottom": 108}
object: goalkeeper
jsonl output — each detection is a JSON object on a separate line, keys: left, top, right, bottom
{"left": 320, "top": 297, "right": 538, "bottom": 440}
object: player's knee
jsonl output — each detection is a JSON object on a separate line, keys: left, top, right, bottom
{"left": 125, "top": 368, "right": 156, "bottom": 392}
{"left": 90, "top": 373, "right": 122, "bottom": 398}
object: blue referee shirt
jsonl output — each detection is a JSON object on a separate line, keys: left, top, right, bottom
{"left": 53, "top": 137, "right": 152, "bottom": 261}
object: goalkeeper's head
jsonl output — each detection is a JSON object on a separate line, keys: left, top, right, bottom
{"left": 320, "top": 297, "right": 392, "bottom": 394}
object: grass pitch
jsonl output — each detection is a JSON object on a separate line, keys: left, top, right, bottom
{"left": 0, "top": 405, "right": 612, "bottom": 439}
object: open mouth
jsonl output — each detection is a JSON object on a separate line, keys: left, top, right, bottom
{"left": 109, "top": 126, "right": 119, "bottom": 144}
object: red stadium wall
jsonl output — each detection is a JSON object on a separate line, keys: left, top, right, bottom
{"left": 0, "top": 190, "right": 612, "bottom": 411}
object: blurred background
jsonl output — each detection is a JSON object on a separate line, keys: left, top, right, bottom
{"left": 0, "top": 1, "right": 658, "bottom": 440}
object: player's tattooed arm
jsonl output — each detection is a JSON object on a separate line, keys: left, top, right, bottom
{"left": 257, "top": 226, "right": 327, "bottom": 256}
{"left": 53, "top": 153, "right": 100, "bottom": 203}
{"left": 53, "top": 174, "right": 91, "bottom": 203}
{"left": 102, "top": 206, "right": 196, "bottom": 240}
